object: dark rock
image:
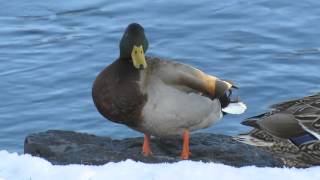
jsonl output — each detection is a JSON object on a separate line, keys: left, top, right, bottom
{"left": 24, "top": 130, "right": 283, "bottom": 167}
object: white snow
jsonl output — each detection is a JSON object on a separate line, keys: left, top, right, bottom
{"left": 0, "top": 150, "right": 319, "bottom": 180}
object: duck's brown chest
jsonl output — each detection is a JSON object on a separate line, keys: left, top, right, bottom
{"left": 92, "top": 60, "right": 147, "bottom": 128}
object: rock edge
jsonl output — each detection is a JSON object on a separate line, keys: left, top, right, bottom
{"left": 24, "top": 130, "right": 283, "bottom": 167}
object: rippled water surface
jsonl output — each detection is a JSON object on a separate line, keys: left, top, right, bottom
{"left": 1, "top": 0, "right": 320, "bottom": 152}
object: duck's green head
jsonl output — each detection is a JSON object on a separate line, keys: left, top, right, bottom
{"left": 119, "top": 23, "right": 149, "bottom": 69}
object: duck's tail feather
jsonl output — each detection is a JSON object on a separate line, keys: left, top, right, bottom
{"left": 217, "top": 80, "right": 246, "bottom": 114}
{"left": 222, "top": 101, "right": 247, "bottom": 114}
{"left": 241, "top": 119, "right": 261, "bottom": 129}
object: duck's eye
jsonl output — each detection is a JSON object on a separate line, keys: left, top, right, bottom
{"left": 135, "top": 51, "right": 137, "bottom": 54}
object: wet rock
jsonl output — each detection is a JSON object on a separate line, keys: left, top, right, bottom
{"left": 24, "top": 130, "right": 283, "bottom": 167}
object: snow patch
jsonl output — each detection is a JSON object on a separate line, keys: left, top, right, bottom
{"left": 0, "top": 150, "right": 319, "bottom": 180}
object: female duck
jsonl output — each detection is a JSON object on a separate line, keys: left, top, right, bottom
{"left": 235, "top": 93, "right": 320, "bottom": 167}
{"left": 92, "top": 23, "right": 246, "bottom": 159}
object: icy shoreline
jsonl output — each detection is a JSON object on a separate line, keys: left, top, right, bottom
{"left": 1, "top": 150, "right": 320, "bottom": 180}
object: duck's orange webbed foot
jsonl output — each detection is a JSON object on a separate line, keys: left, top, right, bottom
{"left": 180, "top": 130, "right": 191, "bottom": 160}
{"left": 142, "top": 133, "right": 153, "bottom": 156}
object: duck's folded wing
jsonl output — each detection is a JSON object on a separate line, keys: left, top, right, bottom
{"left": 158, "top": 60, "right": 233, "bottom": 99}
{"left": 242, "top": 113, "right": 306, "bottom": 139}
{"left": 294, "top": 101, "right": 320, "bottom": 138}
{"left": 270, "top": 92, "right": 320, "bottom": 138}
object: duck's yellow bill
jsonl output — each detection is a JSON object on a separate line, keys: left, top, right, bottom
{"left": 131, "top": 45, "right": 147, "bottom": 69}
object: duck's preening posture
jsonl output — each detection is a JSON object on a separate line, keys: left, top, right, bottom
{"left": 92, "top": 23, "right": 246, "bottom": 159}
{"left": 234, "top": 93, "right": 320, "bottom": 166}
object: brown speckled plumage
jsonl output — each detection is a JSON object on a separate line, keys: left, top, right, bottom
{"left": 234, "top": 93, "right": 320, "bottom": 167}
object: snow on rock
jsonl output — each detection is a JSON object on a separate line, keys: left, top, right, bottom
{"left": 0, "top": 150, "right": 319, "bottom": 180}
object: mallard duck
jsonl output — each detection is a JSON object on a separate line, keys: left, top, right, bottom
{"left": 92, "top": 23, "right": 246, "bottom": 159}
{"left": 234, "top": 93, "right": 320, "bottom": 167}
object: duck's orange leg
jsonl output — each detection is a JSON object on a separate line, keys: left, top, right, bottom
{"left": 142, "top": 134, "right": 153, "bottom": 156}
{"left": 180, "top": 130, "right": 191, "bottom": 160}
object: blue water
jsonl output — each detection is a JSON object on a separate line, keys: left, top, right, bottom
{"left": 1, "top": 0, "right": 320, "bottom": 153}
